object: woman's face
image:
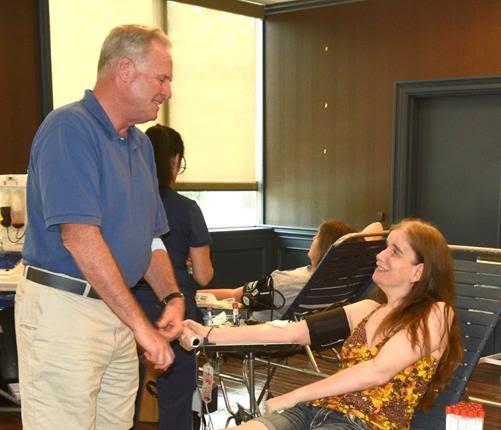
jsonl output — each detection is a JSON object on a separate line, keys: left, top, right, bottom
{"left": 308, "top": 234, "right": 320, "bottom": 267}
{"left": 372, "top": 228, "right": 423, "bottom": 290}
{"left": 170, "top": 154, "right": 181, "bottom": 184}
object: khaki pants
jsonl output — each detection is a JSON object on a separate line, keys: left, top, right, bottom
{"left": 15, "top": 278, "right": 138, "bottom": 430}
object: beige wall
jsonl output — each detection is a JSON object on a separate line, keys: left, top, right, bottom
{"left": 49, "top": 0, "right": 164, "bottom": 132}
{"left": 167, "top": 2, "right": 258, "bottom": 184}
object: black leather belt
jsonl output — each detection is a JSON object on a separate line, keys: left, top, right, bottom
{"left": 25, "top": 266, "right": 100, "bottom": 299}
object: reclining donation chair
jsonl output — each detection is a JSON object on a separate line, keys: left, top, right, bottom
{"left": 233, "top": 231, "right": 387, "bottom": 418}
{"left": 205, "top": 231, "right": 388, "bottom": 425}
{"left": 277, "top": 231, "right": 387, "bottom": 371}
{"left": 282, "top": 231, "right": 387, "bottom": 320}
{"left": 411, "top": 244, "right": 501, "bottom": 429}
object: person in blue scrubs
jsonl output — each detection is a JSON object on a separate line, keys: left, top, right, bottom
{"left": 133, "top": 125, "right": 213, "bottom": 430}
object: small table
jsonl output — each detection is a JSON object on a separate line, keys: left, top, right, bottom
{"left": 0, "top": 293, "right": 20, "bottom": 413}
{"left": 201, "top": 343, "right": 299, "bottom": 423}
{"left": 0, "top": 262, "right": 23, "bottom": 292}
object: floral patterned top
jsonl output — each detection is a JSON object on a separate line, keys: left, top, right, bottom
{"left": 311, "top": 306, "right": 438, "bottom": 430}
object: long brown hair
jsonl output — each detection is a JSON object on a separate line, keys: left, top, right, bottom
{"left": 312, "top": 220, "right": 357, "bottom": 268}
{"left": 374, "top": 219, "right": 463, "bottom": 410}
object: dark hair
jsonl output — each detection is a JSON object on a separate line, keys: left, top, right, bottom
{"left": 374, "top": 218, "right": 463, "bottom": 410}
{"left": 312, "top": 220, "right": 357, "bottom": 268}
{"left": 146, "top": 124, "right": 184, "bottom": 189}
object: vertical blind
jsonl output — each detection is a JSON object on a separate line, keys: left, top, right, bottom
{"left": 49, "top": 0, "right": 165, "bottom": 132}
{"left": 166, "top": 1, "right": 259, "bottom": 186}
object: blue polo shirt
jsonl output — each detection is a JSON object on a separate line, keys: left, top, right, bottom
{"left": 23, "top": 90, "right": 169, "bottom": 287}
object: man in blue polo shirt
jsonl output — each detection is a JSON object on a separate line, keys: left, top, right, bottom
{"left": 16, "top": 25, "right": 184, "bottom": 430}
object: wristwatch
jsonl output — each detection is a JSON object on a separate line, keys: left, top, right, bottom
{"left": 160, "top": 292, "right": 184, "bottom": 307}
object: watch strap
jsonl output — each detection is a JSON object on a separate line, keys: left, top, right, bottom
{"left": 160, "top": 291, "right": 184, "bottom": 306}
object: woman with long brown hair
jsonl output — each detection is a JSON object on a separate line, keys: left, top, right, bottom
{"left": 184, "top": 219, "right": 463, "bottom": 430}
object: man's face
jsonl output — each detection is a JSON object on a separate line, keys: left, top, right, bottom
{"left": 127, "top": 40, "right": 172, "bottom": 124}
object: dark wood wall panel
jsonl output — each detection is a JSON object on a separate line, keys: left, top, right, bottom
{"left": 209, "top": 228, "right": 275, "bottom": 288}
{"left": 264, "top": 0, "right": 501, "bottom": 228}
{"left": 273, "top": 226, "right": 315, "bottom": 270}
{"left": 208, "top": 227, "right": 314, "bottom": 288}
{"left": 0, "top": 0, "right": 42, "bottom": 174}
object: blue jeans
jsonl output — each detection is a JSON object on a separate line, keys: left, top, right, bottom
{"left": 253, "top": 403, "right": 371, "bottom": 430}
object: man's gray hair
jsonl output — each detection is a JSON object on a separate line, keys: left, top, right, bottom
{"left": 97, "top": 24, "right": 170, "bottom": 76}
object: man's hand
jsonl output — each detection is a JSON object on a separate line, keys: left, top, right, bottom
{"left": 156, "top": 297, "right": 185, "bottom": 341}
{"left": 134, "top": 324, "right": 175, "bottom": 372}
{"left": 60, "top": 224, "right": 175, "bottom": 372}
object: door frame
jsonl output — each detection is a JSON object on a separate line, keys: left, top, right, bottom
{"left": 391, "top": 75, "right": 501, "bottom": 222}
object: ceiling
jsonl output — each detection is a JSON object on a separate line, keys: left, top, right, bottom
{"left": 247, "top": 0, "right": 294, "bottom": 4}
{"left": 243, "top": 0, "right": 364, "bottom": 15}
{"left": 245, "top": 0, "right": 363, "bottom": 4}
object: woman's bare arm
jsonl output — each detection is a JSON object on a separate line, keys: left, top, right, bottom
{"left": 184, "top": 318, "right": 311, "bottom": 345}
{"left": 265, "top": 302, "right": 450, "bottom": 413}
{"left": 197, "top": 287, "right": 243, "bottom": 301}
{"left": 189, "top": 245, "right": 214, "bottom": 286}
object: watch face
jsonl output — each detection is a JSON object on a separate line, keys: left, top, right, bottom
{"left": 242, "top": 296, "right": 250, "bottom": 306}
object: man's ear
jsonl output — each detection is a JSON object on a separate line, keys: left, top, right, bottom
{"left": 411, "top": 263, "right": 424, "bottom": 283}
{"left": 117, "top": 57, "right": 135, "bottom": 82}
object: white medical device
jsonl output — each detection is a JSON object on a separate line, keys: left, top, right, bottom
{"left": 0, "top": 174, "right": 27, "bottom": 253}
{"left": 0, "top": 174, "right": 27, "bottom": 291}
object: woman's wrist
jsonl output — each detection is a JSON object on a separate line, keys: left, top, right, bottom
{"left": 203, "top": 326, "right": 215, "bottom": 345}
{"left": 289, "top": 387, "right": 306, "bottom": 405}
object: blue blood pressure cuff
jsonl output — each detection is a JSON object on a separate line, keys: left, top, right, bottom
{"left": 305, "top": 306, "right": 351, "bottom": 350}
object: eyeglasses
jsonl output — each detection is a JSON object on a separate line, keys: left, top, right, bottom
{"left": 178, "top": 156, "right": 187, "bottom": 175}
